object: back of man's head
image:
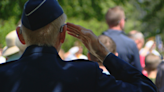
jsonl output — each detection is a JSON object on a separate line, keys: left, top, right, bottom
{"left": 89, "top": 35, "right": 117, "bottom": 65}
{"left": 105, "top": 6, "right": 125, "bottom": 27}
{"left": 145, "top": 53, "right": 161, "bottom": 71}
{"left": 128, "top": 30, "right": 144, "bottom": 50}
{"left": 20, "top": 0, "right": 66, "bottom": 46}
{"left": 98, "top": 35, "right": 116, "bottom": 53}
{"left": 128, "top": 30, "right": 144, "bottom": 41}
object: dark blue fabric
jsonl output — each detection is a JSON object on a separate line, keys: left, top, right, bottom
{"left": 156, "top": 61, "right": 164, "bottom": 92}
{"left": 103, "top": 29, "right": 142, "bottom": 71}
{"left": 21, "top": 0, "right": 63, "bottom": 31}
{"left": 0, "top": 45, "right": 156, "bottom": 92}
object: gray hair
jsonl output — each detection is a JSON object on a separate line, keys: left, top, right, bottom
{"left": 21, "top": 13, "right": 67, "bottom": 46}
{"left": 128, "top": 31, "right": 144, "bottom": 40}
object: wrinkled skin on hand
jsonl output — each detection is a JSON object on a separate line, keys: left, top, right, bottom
{"left": 66, "top": 22, "right": 110, "bottom": 62}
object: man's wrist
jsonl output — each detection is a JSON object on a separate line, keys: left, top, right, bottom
{"left": 98, "top": 50, "right": 110, "bottom": 62}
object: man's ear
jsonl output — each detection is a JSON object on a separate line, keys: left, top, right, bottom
{"left": 60, "top": 25, "right": 67, "bottom": 43}
{"left": 135, "top": 40, "right": 139, "bottom": 44}
{"left": 119, "top": 18, "right": 125, "bottom": 29}
{"left": 16, "top": 26, "right": 26, "bottom": 44}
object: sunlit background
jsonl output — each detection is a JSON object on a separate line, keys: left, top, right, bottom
{"left": 0, "top": 0, "right": 163, "bottom": 55}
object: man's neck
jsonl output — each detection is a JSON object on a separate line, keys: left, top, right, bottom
{"left": 109, "top": 26, "right": 122, "bottom": 31}
{"left": 148, "top": 70, "right": 157, "bottom": 78}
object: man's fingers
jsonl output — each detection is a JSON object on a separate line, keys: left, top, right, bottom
{"left": 67, "top": 22, "right": 82, "bottom": 36}
{"left": 67, "top": 27, "right": 80, "bottom": 35}
{"left": 67, "top": 31, "right": 81, "bottom": 39}
{"left": 67, "top": 24, "right": 79, "bottom": 31}
{"left": 67, "top": 22, "right": 103, "bottom": 58}
{"left": 67, "top": 31, "right": 89, "bottom": 46}
{"left": 67, "top": 22, "right": 81, "bottom": 31}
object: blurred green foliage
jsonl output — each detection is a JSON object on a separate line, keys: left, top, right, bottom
{"left": 0, "top": 17, "right": 17, "bottom": 47}
{"left": 134, "top": 0, "right": 164, "bottom": 39}
{"left": 0, "top": 0, "right": 163, "bottom": 55}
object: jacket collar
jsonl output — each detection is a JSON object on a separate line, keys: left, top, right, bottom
{"left": 20, "top": 45, "right": 58, "bottom": 59}
{"left": 107, "top": 29, "right": 126, "bottom": 35}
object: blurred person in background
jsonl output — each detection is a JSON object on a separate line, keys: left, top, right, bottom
{"left": 73, "top": 41, "right": 87, "bottom": 60}
{"left": 88, "top": 35, "right": 118, "bottom": 75}
{"left": 0, "top": 48, "right": 6, "bottom": 64}
{"left": 144, "top": 53, "right": 161, "bottom": 83}
{"left": 128, "top": 30, "right": 144, "bottom": 51}
{"left": 2, "top": 30, "right": 26, "bottom": 62}
{"left": 155, "top": 61, "right": 164, "bottom": 92}
{"left": 140, "top": 40, "right": 160, "bottom": 57}
{"left": 139, "top": 40, "right": 161, "bottom": 76}
{"left": 74, "top": 46, "right": 87, "bottom": 59}
{"left": 64, "top": 46, "right": 79, "bottom": 59}
{"left": 2, "top": 20, "right": 26, "bottom": 62}
{"left": 128, "top": 30, "right": 145, "bottom": 68}
{"left": 65, "top": 41, "right": 87, "bottom": 61}
{"left": 103, "top": 6, "right": 142, "bottom": 71}
{"left": 0, "top": 0, "right": 156, "bottom": 92}
{"left": 64, "top": 46, "right": 80, "bottom": 60}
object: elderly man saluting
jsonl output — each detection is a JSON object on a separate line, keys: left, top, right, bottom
{"left": 0, "top": 0, "right": 156, "bottom": 92}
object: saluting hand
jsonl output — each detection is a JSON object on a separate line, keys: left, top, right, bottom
{"left": 66, "top": 22, "right": 110, "bottom": 62}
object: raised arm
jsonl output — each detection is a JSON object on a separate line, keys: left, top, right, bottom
{"left": 66, "top": 22, "right": 157, "bottom": 92}
{"left": 66, "top": 22, "right": 109, "bottom": 62}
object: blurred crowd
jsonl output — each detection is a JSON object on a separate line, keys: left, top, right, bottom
{"left": 0, "top": 2, "right": 163, "bottom": 92}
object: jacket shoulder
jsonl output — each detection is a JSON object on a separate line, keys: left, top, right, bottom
{"left": 67, "top": 59, "right": 99, "bottom": 69}
{"left": 0, "top": 60, "right": 18, "bottom": 68}
{"left": 69, "top": 59, "right": 98, "bottom": 64}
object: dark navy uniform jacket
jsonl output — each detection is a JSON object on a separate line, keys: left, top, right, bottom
{"left": 103, "top": 29, "right": 142, "bottom": 71}
{"left": 0, "top": 45, "right": 156, "bottom": 92}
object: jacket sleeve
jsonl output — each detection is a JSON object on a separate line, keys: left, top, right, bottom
{"left": 95, "top": 53, "right": 157, "bottom": 92}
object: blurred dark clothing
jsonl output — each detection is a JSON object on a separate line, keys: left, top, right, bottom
{"left": 156, "top": 61, "right": 164, "bottom": 92}
{"left": 0, "top": 45, "right": 156, "bottom": 92}
{"left": 103, "top": 29, "right": 142, "bottom": 71}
